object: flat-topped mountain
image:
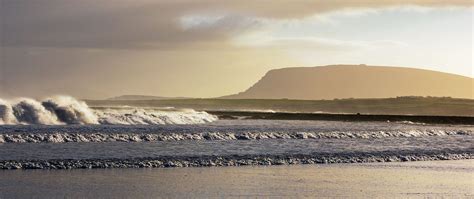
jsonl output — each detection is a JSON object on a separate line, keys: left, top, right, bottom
{"left": 223, "top": 65, "right": 473, "bottom": 100}
{"left": 107, "top": 95, "right": 189, "bottom": 101}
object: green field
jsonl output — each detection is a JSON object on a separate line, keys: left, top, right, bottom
{"left": 86, "top": 97, "right": 474, "bottom": 116}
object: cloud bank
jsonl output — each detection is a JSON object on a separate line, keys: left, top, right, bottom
{"left": 0, "top": 0, "right": 471, "bottom": 98}
{"left": 1, "top": 0, "right": 471, "bottom": 49}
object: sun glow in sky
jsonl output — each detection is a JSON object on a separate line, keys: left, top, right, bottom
{"left": 0, "top": 1, "right": 472, "bottom": 99}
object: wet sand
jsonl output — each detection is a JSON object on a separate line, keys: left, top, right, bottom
{"left": 0, "top": 160, "right": 472, "bottom": 198}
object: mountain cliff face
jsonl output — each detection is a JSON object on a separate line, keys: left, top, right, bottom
{"left": 223, "top": 65, "right": 473, "bottom": 100}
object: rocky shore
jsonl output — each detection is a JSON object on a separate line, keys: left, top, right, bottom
{"left": 1, "top": 151, "right": 472, "bottom": 170}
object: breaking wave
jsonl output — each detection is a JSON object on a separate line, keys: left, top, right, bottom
{"left": 2, "top": 152, "right": 472, "bottom": 169}
{"left": 0, "top": 96, "right": 217, "bottom": 125}
{"left": 0, "top": 130, "right": 471, "bottom": 144}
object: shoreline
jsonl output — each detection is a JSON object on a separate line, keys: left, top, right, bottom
{"left": 2, "top": 154, "right": 472, "bottom": 198}
{"left": 2, "top": 150, "right": 472, "bottom": 170}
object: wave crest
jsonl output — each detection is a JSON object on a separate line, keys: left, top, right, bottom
{"left": 42, "top": 96, "right": 99, "bottom": 124}
{"left": 0, "top": 99, "right": 17, "bottom": 125}
{"left": 12, "top": 98, "right": 60, "bottom": 125}
{"left": 0, "top": 96, "right": 217, "bottom": 125}
{"left": 95, "top": 108, "right": 217, "bottom": 125}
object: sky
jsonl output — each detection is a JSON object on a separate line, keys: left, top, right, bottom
{"left": 0, "top": 0, "right": 472, "bottom": 99}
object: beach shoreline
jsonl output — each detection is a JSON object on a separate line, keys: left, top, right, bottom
{"left": 1, "top": 159, "right": 472, "bottom": 198}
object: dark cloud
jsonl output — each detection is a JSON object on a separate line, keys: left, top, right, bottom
{"left": 1, "top": 0, "right": 471, "bottom": 49}
{"left": 0, "top": 0, "right": 471, "bottom": 99}
{"left": 1, "top": 1, "right": 214, "bottom": 49}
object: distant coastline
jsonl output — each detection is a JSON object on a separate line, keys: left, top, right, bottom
{"left": 208, "top": 111, "right": 474, "bottom": 125}
{"left": 87, "top": 96, "right": 474, "bottom": 117}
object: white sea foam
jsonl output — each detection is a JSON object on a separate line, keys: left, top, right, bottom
{"left": 42, "top": 96, "right": 99, "bottom": 124}
{"left": 0, "top": 96, "right": 217, "bottom": 125}
{"left": 394, "top": 120, "right": 427, "bottom": 125}
{"left": 0, "top": 99, "right": 17, "bottom": 125}
{"left": 94, "top": 108, "right": 217, "bottom": 125}
{"left": 12, "top": 98, "right": 61, "bottom": 125}
{"left": 0, "top": 129, "right": 470, "bottom": 143}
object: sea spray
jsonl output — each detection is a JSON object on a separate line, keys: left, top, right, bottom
{"left": 95, "top": 108, "right": 217, "bottom": 125}
{"left": 42, "top": 96, "right": 99, "bottom": 124}
{"left": 0, "top": 99, "right": 17, "bottom": 125}
{"left": 0, "top": 96, "right": 218, "bottom": 125}
{"left": 12, "top": 98, "right": 60, "bottom": 125}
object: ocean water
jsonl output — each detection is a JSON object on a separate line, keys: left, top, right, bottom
{"left": 0, "top": 97, "right": 472, "bottom": 168}
{"left": 0, "top": 96, "right": 217, "bottom": 125}
{"left": 0, "top": 118, "right": 472, "bottom": 169}
{"left": 0, "top": 101, "right": 473, "bottom": 197}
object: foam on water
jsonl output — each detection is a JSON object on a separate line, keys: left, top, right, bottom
{"left": 11, "top": 98, "right": 60, "bottom": 125}
{"left": 0, "top": 96, "right": 217, "bottom": 125}
{"left": 0, "top": 129, "right": 471, "bottom": 144}
{"left": 95, "top": 108, "right": 217, "bottom": 125}
{"left": 42, "top": 96, "right": 99, "bottom": 124}
{"left": 0, "top": 99, "right": 17, "bottom": 125}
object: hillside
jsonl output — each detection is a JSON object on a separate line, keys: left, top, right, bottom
{"left": 107, "top": 95, "right": 189, "bottom": 101}
{"left": 222, "top": 65, "right": 473, "bottom": 100}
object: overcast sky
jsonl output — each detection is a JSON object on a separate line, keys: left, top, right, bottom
{"left": 0, "top": 0, "right": 472, "bottom": 99}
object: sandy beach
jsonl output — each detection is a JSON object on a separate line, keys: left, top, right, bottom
{"left": 0, "top": 159, "right": 472, "bottom": 198}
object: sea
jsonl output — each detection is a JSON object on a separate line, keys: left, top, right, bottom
{"left": 0, "top": 96, "right": 472, "bottom": 198}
